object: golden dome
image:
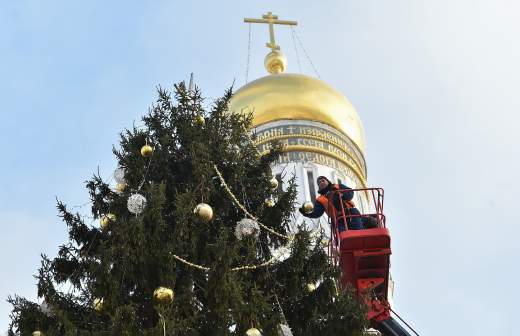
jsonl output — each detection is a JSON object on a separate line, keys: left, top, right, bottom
{"left": 228, "top": 73, "right": 366, "bottom": 152}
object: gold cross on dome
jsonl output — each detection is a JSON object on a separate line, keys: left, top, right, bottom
{"left": 244, "top": 12, "right": 297, "bottom": 51}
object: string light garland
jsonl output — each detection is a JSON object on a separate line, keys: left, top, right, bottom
{"left": 170, "top": 238, "right": 294, "bottom": 272}
{"left": 171, "top": 254, "right": 210, "bottom": 271}
{"left": 235, "top": 218, "right": 261, "bottom": 240}
{"left": 230, "top": 240, "right": 293, "bottom": 271}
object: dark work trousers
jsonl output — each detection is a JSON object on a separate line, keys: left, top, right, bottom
{"left": 336, "top": 207, "right": 364, "bottom": 232}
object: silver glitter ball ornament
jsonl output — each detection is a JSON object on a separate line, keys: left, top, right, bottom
{"left": 39, "top": 300, "right": 52, "bottom": 316}
{"left": 234, "top": 218, "right": 260, "bottom": 240}
{"left": 127, "top": 193, "right": 147, "bottom": 215}
{"left": 113, "top": 167, "right": 126, "bottom": 184}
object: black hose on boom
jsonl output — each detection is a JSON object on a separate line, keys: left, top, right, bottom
{"left": 377, "top": 317, "right": 413, "bottom": 336}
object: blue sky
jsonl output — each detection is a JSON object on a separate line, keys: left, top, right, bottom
{"left": 2, "top": 1, "right": 519, "bottom": 334}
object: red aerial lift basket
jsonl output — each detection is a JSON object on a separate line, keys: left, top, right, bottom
{"left": 328, "top": 188, "right": 392, "bottom": 323}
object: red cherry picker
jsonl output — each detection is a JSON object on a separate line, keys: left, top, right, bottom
{"left": 327, "top": 188, "right": 419, "bottom": 336}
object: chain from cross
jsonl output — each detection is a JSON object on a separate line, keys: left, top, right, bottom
{"left": 244, "top": 12, "right": 297, "bottom": 51}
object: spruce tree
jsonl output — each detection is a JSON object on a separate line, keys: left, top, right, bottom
{"left": 8, "top": 83, "right": 367, "bottom": 335}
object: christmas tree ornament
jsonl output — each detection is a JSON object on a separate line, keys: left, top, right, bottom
{"left": 278, "top": 324, "right": 293, "bottom": 336}
{"left": 115, "top": 182, "right": 126, "bottom": 193}
{"left": 194, "top": 203, "right": 213, "bottom": 222}
{"left": 302, "top": 201, "right": 314, "bottom": 214}
{"left": 264, "top": 198, "right": 275, "bottom": 207}
{"left": 321, "top": 238, "right": 330, "bottom": 248}
{"left": 127, "top": 193, "right": 147, "bottom": 215}
{"left": 153, "top": 286, "right": 174, "bottom": 303}
{"left": 32, "top": 331, "right": 43, "bottom": 336}
{"left": 234, "top": 218, "right": 260, "bottom": 240}
{"left": 269, "top": 177, "right": 279, "bottom": 190}
{"left": 39, "top": 300, "right": 52, "bottom": 316}
{"left": 93, "top": 297, "right": 104, "bottom": 312}
{"left": 113, "top": 167, "right": 126, "bottom": 184}
{"left": 306, "top": 283, "right": 316, "bottom": 292}
{"left": 100, "top": 216, "right": 109, "bottom": 229}
{"left": 100, "top": 213, "right": 116, "bottom": 230}
{"left": 195, "top": 115, "right": 205, "bottom": 126}
{"left": 140, "top": 144, "right": 153, "bottom": 157}
{"left": 246, "top": 327, "right": 261, "bottom": 336}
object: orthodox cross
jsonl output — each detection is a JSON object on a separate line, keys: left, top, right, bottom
{"left": 244, "top": 12, "right": 297, "bottom": 51}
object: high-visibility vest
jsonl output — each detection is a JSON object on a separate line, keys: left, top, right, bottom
{"left": 316, "top": 184, "right": 356, "bottom": 219}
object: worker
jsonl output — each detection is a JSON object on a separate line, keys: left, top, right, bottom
{"left": 299, "top": 176, "right": 364, "bottom": 231}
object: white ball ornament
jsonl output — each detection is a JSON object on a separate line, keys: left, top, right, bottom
{"left": 234, "top": 218, "right": 260, "bottom": 240}
{"left": 194, "top": 203, "right": 213, "bottom": 222}
{"left": 246, "top": 327, "right": 262, "bottom": 336}
{"left": 127, "top": 193, "right": 147, "bottom": 215}
{"left": 113, "top": 167, "right": 126, "bottom": 184}
{"left": 39, "top": 300, "right": 52, "bottom": 316}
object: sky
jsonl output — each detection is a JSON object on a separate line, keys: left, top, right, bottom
{"left": 1, "top": 0, "right": 519, "bottom": 334}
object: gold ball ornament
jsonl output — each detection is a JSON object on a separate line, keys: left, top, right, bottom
{"left": 195, "top": 115, "right": 205, "bottom": 126}
{"left": 306, "top": 283, "right": 317, "bottom": 292}
{"left": 140, "top": 144, "right": 153, "bottom": 157}
{"left": 269, "top": 177, "right": 278, "bottom": 190}
{"left": 246, "top": 327, "right": 262, "bottom": 336}
{"left": 153, "top": 286, "right": 174, "bottom": 303}
{"left": 194, "top": 203, "right": 213, "bottom": 222}
{"left": 302, "top": 202, "right": 314, "bottom": 214}
{"left": 93, "top": 297, "right": 104, "bottom": 312}
{"left": 264, "top": 198, "right": 275, "bottom": 207}
{"left": 115, "top": 182, "right": 126, "bottom": 193}
{"left": 321, "top": 239, "right": 330, "bottom": 248}
{"left": 100, "top": 213, "right": 116, "bottom": 231}
{"left": 32, "top": 331, "right": 43, "bottom": 336}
